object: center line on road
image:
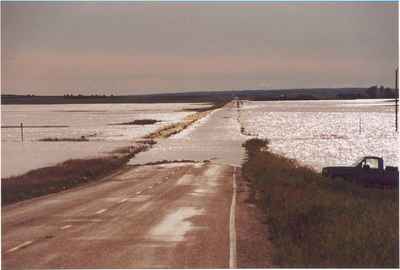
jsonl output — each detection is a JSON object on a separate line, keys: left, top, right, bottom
{"left": 95, "top": 209, "right": 107, "bottom": 215}
{"left": 229, "top": 167, "right": 238, "bottom": 268}
{"left": 60, "top": 225, "right": 72, "bottom": 230}
{"left": 7, "top": 240, "right": 33, "bottom": 253}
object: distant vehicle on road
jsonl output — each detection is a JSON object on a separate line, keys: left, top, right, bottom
{"left": 322, "top": 156, "right": 399, "bottom": 188}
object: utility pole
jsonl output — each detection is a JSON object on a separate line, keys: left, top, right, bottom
{"left": 396, "top": 68, "right": 398, "bottom": 132}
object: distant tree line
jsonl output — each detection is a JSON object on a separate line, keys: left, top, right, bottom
{"left": 336, "top": 86, "right": 396, "bottom": 99}
{"left": 1, "top": 94, "right": 36, "bottom": 97}
{"left": 365, "top": 86, "right": 396, "bottom": 99}
{"left": 63, "top": 94, "right": 115, "bottom": 98}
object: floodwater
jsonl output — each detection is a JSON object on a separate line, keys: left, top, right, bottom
{"left": 129, "top": 103, "right": 247, "bottom": 167}
{"left": 1, "top": 103, "right": 210, "bottom": 178}
{"left": 2, "top": 99, "right": 398, "bottom": 177}
{"left": 240, "top": 99, "right": 399, "bottom": 170}
{"left": 2, "top": 103, "right": 208, "bottom": 142}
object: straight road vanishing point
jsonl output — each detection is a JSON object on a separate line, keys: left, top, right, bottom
{"left": 2, "top": 103, "right": 272, "bottom": 269}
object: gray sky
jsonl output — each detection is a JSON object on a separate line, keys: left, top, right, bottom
{"left": 2, "top": 2, "right": 398, "bottom": 95}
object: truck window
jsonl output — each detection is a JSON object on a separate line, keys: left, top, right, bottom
{"left": 363, "top": 158, "right": 379, "bottom": 169}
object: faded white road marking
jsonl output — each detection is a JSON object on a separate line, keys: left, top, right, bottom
{"left": 176, "top": 174, "right": 194, "bottom": 186}
{"left": 95, "top": 209, "right": 107, "bottom": 215}
{"left": 229, "top": 167, "right": 237, "bottom": 268}
{"left": 149, "top": 207, "right": 205, "bottom": 242}
{"left": 7, "top": 240, "right": 33, "bottom": 253}
{"left": 136, "top": 191, "right": 142, "bottom": 195}
{"left": 119, "top": 198, "right": 128, "bottom": 203}
{"left": 60, "top": 225, "right": 72, "bottom": 230}
{"left": 66, "top": 218, "right": 102, "bottom": 223}
{"left": 128, "top": 195, "right": 151, "bottom": 202}
{"left": 136, "top": 202, "right": 152, "bottom": 213}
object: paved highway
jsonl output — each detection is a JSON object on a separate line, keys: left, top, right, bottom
{"left": 3, "top": 162, "right": 238, "bottom": 268}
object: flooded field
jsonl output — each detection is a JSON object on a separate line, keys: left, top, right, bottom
{"left": 2, "top": 99, "right": 398, "bottom": 178}
{"left": 1, "top": 103, "right": 210, "bottom": 177}
{"left": 240, "top": 99, "right": 399, "bottom": 171}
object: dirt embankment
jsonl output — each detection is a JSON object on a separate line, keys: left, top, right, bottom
{"left": 242, "top": 138, "right": 399, "bottom": 268}
{"left": 1, "top": 142, "right": 153, "bottom": 205}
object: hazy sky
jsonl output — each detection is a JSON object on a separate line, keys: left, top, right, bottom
{"left": 2, "top": 2, "right": 398, "bottom": 95}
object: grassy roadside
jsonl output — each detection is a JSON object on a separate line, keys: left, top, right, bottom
{"left": 242, "top": 138, "right": 399, "bottom": 268}
{"left": 1, "top": 143, "right": 151, "bottom": 205}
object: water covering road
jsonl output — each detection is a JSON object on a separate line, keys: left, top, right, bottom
{"left": 129, "top": 102, "right": 247, "bottom": 167}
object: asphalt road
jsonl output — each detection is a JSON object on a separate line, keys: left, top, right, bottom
{"left": 2, "top": 162, "right": 237, "bottom": 269}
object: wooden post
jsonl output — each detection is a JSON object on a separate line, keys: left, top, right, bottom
{"left": 20, "top": 123, "right": 24, "bottom": 142}
{"left": 396, "top": 68, "right": 398, "bottom": 132}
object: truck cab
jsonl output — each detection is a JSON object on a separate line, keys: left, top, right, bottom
{"left": 322, "top": 156, "right": 398, "bottom": 187}
{"left": 356, "top": 156, "right": 383, "bottom": 170}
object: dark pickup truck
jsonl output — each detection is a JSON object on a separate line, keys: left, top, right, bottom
{"left": 322, "top": 156, "right": 399, "bottom": 187}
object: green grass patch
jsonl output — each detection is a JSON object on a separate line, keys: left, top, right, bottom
{"left": 242, "top": 138, "right": 399, "bottom": 268}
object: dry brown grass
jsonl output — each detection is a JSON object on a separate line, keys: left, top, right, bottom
{"left": 242, "top": 138, "right": 399, "bottom": 268}
{"left": 144, "top": 111, "right": 208, "bottom": 139}
{"left": 179, "top": 102, "right": 225, "bottom": 112}
{"left": 2, "top": 157, "right": 126, "bottom": 205}
{"left": 2, "top": 143, "right": 152, "bottom": 205}
{"left": 110, "top": 140, "right": 155, "bottom": 155}
{"left": 109, "top": 119, "right": 160, "bottom": 125}
{"left": 39, "top": 136, "right": 89, "bottom": 142}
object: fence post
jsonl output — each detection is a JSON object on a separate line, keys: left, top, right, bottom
{"left": 395, "top": 68, "right": 398, "bottom": 132}
{"left": 20, "top": 123, "right": 24, "bottom": 142}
